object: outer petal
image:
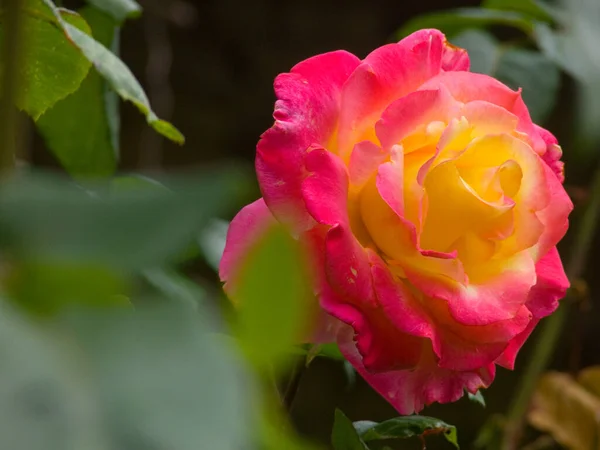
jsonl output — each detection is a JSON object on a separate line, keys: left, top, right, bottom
{"left": 219, "top": 198, "right": 277, "bottom": 296}
{"left": 338, "top": 324, "right": 495, "bottom": 415}
{"left": 495, "top": 319, "right": 539, "bottom": 370}
{"left": 535, "top": 124, "right": 565, "bottom": 182}
{"left": 301, "top": 148, "right": 376, "bottom": 307}
{"left": 256, "top": 51, "right": 361, "bottom": 233}
{"left": 526, "top": 246, "right": 570, "bottom": 319}
{"left": 535, "top": 163, "right": 573, "bottom": 260}
{"left": 337, "top": 30, "right": 460, "bottom": 157}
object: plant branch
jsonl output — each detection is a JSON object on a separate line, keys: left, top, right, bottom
{"left": 0, "top": 0, "right": 23, "bottom": 175}
{"left": 501, "top": 164, "right": 600, "bottom": 449}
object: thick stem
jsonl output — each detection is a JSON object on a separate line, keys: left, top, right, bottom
{"left": 502, "top": 164, "right": 600, "bottom": 449}
{"left": 0, "top": 0, "right": 24, "bottom": 174}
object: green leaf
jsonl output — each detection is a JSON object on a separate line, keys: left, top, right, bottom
{"left": 141, "top": 267, "right": 207, "bottom": 311}
{"left": 482, "top": 0, "right": 554, "bottom": 23}
{"left": 494, "top": 47, "right": 560, "bottom": 123}
{"left": 467, "top": 390, "right": 487, "bottom": 408}
{"left": 451, "top": 29, "right": 498, "bottom": 74}
{"left": 37, "top": 6, "right": 119, "bottom": 177}
{"left": 5, "top": 260, "right": 130, "bottom": 316}
{"left": 451, "top": 29, "right": 560, "bottom": 123}
{"left": 38, "top": 0, "right": 183, "bottom": 144}
{"left": 85, "top": 0, "right": 141, "bottom": 22}
{"left": 234, "top": 224, "right": 311, "bottom": 372}
{"left": 0, "top": 169, "right": 246, "bottom": 270}
{"left": 198, "top": 219, "right": 229, "bottom": 271}
{"left": 306, "top": 343, "right": 345, "bottom": 366}
{"left": 354, "top": 416, "right": 459, "bottom": 449}
{"left": 62, "top": 304, "right": 253, "bottom": 450}
{"left": 0, "top": 300, "right": 108, "bottom": 450}
{"left": 331, "top": 409, "right": 368, "bottom": 450}
{"left": 7, "top": 2, "right": 92, "bottom": 119}
{"left": 397, "top": 8, "right": 534, "bottom": 39}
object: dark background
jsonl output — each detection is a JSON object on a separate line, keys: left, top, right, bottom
{"left": 31, "top": 0, "right": 599, "bottom": 448}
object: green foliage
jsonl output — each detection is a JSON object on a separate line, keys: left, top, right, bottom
{"left": 452, "top": 29, "right": 560, "bottom": 123}
{"left": 85, "top": 0, "right": 141, "bottom": 23}
{"left": 37, "top": 6, "right": 119, "bottom": 177}
{"left": 6, "top": 1, "right": 92, "bottom": 119}
{"left": 233, "top": 224, "right": 312, "bottom": 373}
{"left": 533, "top": 0, "right": 600, "bottom": 147}
{"left": 5, "top": 260, "right": 129, "bottom": 316}
{"left": 331, "top": 409, "right": 368, "bottom": 450}
{"left": 397, "top": 8, "right": 534, "bottom": 39}
{"left": 0, "top": 170, "right": 245, "bottom": 270}
{"left": 354, "top": 416, "right": 459, "bottom": 448}
{"left": 482, "top": 0, "right": 555, "bottom": 22}
{"left": 467, "top": 390, "right": 487, "bottom": 408}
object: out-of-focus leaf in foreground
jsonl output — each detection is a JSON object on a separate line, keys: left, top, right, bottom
{"left": 62, "top": 305, "right": 253, "bottom": 450}
{"left": 232, "top": 224, "right": 312, "bottom": 373}
{"left": 0, "top": 169, "right": 246, "bottom": 270}
{"left": 0, "top": 300, "right": 108, "bottom": 450}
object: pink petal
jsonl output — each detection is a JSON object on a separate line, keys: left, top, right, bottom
{"left": 337, "top": 30, "right": 453, "bottom": 158}
{"left": 422, "top": 71, "right": 543, "bottom": 152}
{"left": 375, "top": 87, "right": 458, "bottom": 149}
{"left": 495, "top": 319, "right": 539, "bottom": 370}
{"left": 256, "top": 50, "right": 360, "bottom": 233}
{"left": 535, "top": 124, "right": 565, "bottom": 182}
{"left": 338, "top": 324, "right": 495, "bottom": 415}
{"left": 526, "top": 246, "right": 570, "bottom": 319}
{"left": 348, "top": 140, "right": 388, "bottom": 188}
{"left": 535, "top": 162, "right": 573, "bottom": 259}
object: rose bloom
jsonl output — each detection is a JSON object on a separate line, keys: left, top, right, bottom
{"left": 220, "top": 29, "right": 573, "bottom": 414}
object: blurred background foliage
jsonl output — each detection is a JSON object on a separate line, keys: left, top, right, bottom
{"left": 2, "top": 0, "right": 600, "bottom": 449}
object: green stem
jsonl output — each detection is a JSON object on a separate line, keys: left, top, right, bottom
{"left": 0, "top": 0, "right": 24, "bottom": 174}
{"left": 502, "top": 164, "right": 600, "bottom": 449}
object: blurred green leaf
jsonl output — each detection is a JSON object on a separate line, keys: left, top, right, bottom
{"left": 6, "top": 260, "right": 130, "bottom": 316}
{"left": 0, "top": 170, "right": 245, "bottom": 270}
{"left": 62, "top": 304, "right": 253, "bottom": 450}
{"left": 141, "top": 267, "right": 207, "bottom": 311}
{"left": 452, "top": 29, "right": 498, "bottom": 74}
{"left": 495, "top": 48, "right": 560, "bottom": 123}
{"left": 37, "top": 6, "right": 119, "bottom": 178}
{"left": 451, "top": 29, "right": 560, "bottom": 123}
{"left": 85, "top": 0, "right": 141, "bottom": 22}
{"left": 198, "top": 219, "right": 229, "bottom": 271}
{"left": 0, "top": 299, "right": 109, "bottom": 450}
{"left": 354, "top": 416, "right": 459, "bottom": 448}
{"left": 261, "top": 399, "right": 323, "bottom": 450}
{"left": 234, "top": 225, "right": 311, "bottom": 373}
{"left": 482, "top": 0, "right": 554, "bottom": 22}
{"left": 6, "top": 2, "right": 92, "bottom": 119}
{"left": 397, "top": 8, "right": 534, "bottom": 39}
{"left": 467, "top": 390, "right": 487, "bottom": 408}
{"left": 38, "top": 0, "right": 183, "bottom": 144}
{"left": 332, "top": 409, "right": 368, "bottom": 450}
{"left": 306, "top": 343, "right": 345, "bottom": 366}
{"left": 534, "top": 0, "right": 600, "bottom": 147}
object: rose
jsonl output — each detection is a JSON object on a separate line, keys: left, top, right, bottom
{"left": 220, "top": 29, "right": 573, "bottom": 414}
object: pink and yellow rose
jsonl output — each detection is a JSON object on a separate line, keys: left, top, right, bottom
{"left": 220, "top": 29, "right": 573, "bottom": 414}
